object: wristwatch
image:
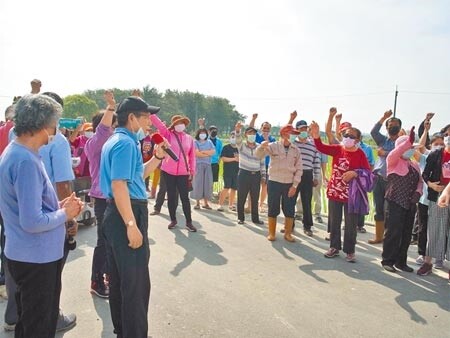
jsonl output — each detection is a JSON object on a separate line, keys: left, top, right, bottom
{"left": 126, "top": 220, "right": 136, "bottom": 227}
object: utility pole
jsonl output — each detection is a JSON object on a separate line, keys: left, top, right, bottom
{"left": 393, "top": 85, "right": 398, "bottom": 117}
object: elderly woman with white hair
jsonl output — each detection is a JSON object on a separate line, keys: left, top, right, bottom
{"left": 0, "top": 94, "right": 82, "bottom": 337}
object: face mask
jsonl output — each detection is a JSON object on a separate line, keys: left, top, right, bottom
{"left": 45, "top": 128, "right": 56, "bottom": 144}
{"left": 85, "top": 131, "right": 94, "bottom": 138}
{"left": 431, "top": 145, "right": 443, "bottom": 152}
{"left": 444, "top": 136, "right": 450, "bottom": 146}
{"left": 289, "top": 135, "right": 297, "bottom": 143}
{"left": 174, "top": 124, "right": 186, "bottom": 132}
{"left": 247, "top": 134, "right": 256, "bottom": 143}
{"left": 388, "top": 125, "right": 401, "bottom": 136}
{"left": 402, "top": 148, "right": 415, "bottom": 159}
{"left": 342, "top": 137, "right": 356, "bottom": 148}
{"left": 136, "top": 128, "right": 146, "bottom": 141}
{"left": 230, "top": 137, "right": 236, "bottom": 145}
{"left": 355, "top": 141, "right": 361, "bottom": 148}
{"left": 299, "top": 131, "right": 308, "bottom": 139}
{"left": 199, "top": 133, "right": 207, "bottom": 140}
{"left": 210, "top": 130, "right": 217, "bottom": 138}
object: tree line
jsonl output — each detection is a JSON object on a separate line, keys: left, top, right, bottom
{"left": 63, "top": 86, "right": 246, "bottom": 133}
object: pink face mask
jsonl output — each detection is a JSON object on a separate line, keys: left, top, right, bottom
{"left": 342, "top": 137, "right": 356, "bottom": 148}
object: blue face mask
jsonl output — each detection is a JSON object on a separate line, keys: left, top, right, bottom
{"left": 402, "top": 148, "right": 415, "bottom": 159}
{"left": 299, "top": 131, "right": 308, "bottom": 139}
{"left": 136, "top": 128, "right": 146, "bottom": 141}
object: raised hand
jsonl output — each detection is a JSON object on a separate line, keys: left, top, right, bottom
{"left": 335, "top": 113, "right": 342, "bottom": 121}
{"left": 290, "top": 111, "right": 298, "bottom": 120}
{"left": 310, "top": 121, "right": 320, "bottom": 138}
{"left": 383, "top": 110, "right": 393, "bottom": 120}
{"left": 424, "top": 119, "right": 431, "bottom": 131}
{"left": 329, "top": 107, "right": 337, "bottom": 116}
{"left": 131, "top": 89, "right": 142, "bottom": 97}
{"left": 198, "top": 118, "right": 205, "bottom": 127}
{"left": 104, "top": 90, "right": 116, "bottom": 107}
{"left": 426, "top": 112, "right": 435, "bottom": 121}
{"left": 409, "top": 126, "right": 415, "bottom": 144}
{"left": 235, "top": 121, "right": 242, "bottom": 132}
{"left": 252, "top": 113, "right": 258, "bottom": 120}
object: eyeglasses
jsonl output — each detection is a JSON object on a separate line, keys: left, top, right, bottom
{"left": 342, "top": 134, "right": 357, "bottom": 140}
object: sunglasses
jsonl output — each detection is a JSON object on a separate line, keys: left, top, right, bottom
{"left": 342, "top": 134, "right": 357, "bottom": 140}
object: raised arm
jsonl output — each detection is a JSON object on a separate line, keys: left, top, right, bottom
{"left": 371, "top": 110, "right": 392, "bottom": 146}
{"left": 325, "top": 107, "right": 337, "bottom": 144}
{"left": 310, "top": 121, "right": 340, "bottom": 157}
{"left": 334, "top": 113, "right": 342, "bottom": 142}
{"left": 150, "top": 114, "right": 170, "bottom": 138}
{"left": 249, "top": 113, "right": 258, "bottom": 128}
{"left": 287, "top": 111, "right": 297, "bottom": 125}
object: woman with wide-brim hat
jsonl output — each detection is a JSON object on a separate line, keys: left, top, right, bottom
{"left": 150, "top": 113, "right": 197, "bottom": 232}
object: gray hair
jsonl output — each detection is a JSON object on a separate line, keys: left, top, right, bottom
{"left": 13, "top": 94, "right": 63, "bottom": 136}
{"left": 4, "top": 105, "right": 15, "bottom": 121}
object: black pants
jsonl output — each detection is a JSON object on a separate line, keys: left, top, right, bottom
{"left": 294, "top": 170, "right": 313, "bottom": 230}
{"left": 211, "top": 163, "right": 219, "bottom": 183}
{"left": 103, "top": 200, "right": 150, "bottom": 338}
{"left": 267, "top": 181, "right": 295, "bottom": 218}
{"left": 328, "top": 200, "right": 359, "bottom": 254}
{"left": 154, "top": 172, "right": 168, "bottom": 212}
{"left": 91, "top": 198, "right": 108, "bottom": 283}
{"left": 373, "top": 176, "right": 388, "bottom": 221}
{"left": 382, "top": 200, "right": 416, "bottom": 266}
{"left": 417, "top": 203, "right": 429, "bottom": 256}
{"left": 163, "top": 171, "right": 192, "bottom": 223}
{"left": 237, "top": 169, "right": 261, "bottom": 222}
{"left": 7, "top": 257, "right": 63, "bottom": 338}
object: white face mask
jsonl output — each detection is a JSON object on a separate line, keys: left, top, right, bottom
{"left": 85, "top": 131, "right": 94, "bottom": 138}
{"left": 199, "top": 133, "right": 207, "bottom": 140}
{"left": 175, "top": 124, "right": 186, "bottom": 132}
{"left": 431, "top": 145, "right": 443, "bottom": 152}
{"left": 45, "top": 128, "right": 56, "bottom": 145}
{"left": 444, "top": 136, "right": 450, "bottom": 146}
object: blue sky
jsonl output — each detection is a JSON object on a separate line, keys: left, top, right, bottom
{"left": 1, "top": 0, "right": 449, "bottom": 133}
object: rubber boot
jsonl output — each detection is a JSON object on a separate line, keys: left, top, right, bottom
{"left": 368, "top": 221, "right": 384, "bottom": 244}
{"left": 267, "top": 217, "right": 277, "bottom": 241}
{"left": 284, "top": 217, "right": 296, "bottom": 242}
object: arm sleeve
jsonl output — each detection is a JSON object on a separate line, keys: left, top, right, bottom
{"left": 313, "top": 151, "right": 321, "bottom": 180}
{"left": 150, "top": 115, "right": 170, "bottom": 138}
{"left": 370, "top": 122, "right": 387, "bottom": 146}
{"left": 51, "top": 136, "right": 75, "bottom": 183}
{"left": 110, "top": 141, "right": 135, "bottom": 181}
{"left": 387, "top": 140, "right": 411, "bottom": 170}
{"left": 188, "top": 138, "right": 196, "bottom": 175}
{"left": 293, "top": 149, "right": 303, "bottom": 187}
{"left": 313, "top": 137, "right": 340, "bottom": 157}
{"left": 15, "top": 161, "right": 67, "bottom": 233}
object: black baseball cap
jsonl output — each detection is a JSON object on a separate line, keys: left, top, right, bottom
{"left": 116, "top": 96, "right": 160, "bottom": 115}
{"left": 295, "top": 120, "right": 308, "bottom": 128}
{"left": 245, "top": 126, "right": 258, "bottom": 133}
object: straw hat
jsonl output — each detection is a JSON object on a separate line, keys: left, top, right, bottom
{"left": 169, "top": 115, "right": 190, "bottom": 129}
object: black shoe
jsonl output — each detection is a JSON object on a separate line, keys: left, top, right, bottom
{"left": 253, "top": 220, "right": 264, "bottom": 225}
{"left": 382, "top": 264, "right": 397, "bottom": 273}
{"left": 237, "top": 220, "right": 245, "bottom": 225}
{"left": 185, "top": 222, "right": 197, "bottom": 232}
{"left": 395, "top": 264, "right": 414, "bottom": 273}
{"left": 315, "top": 216, "right": 324, "bottom": 224}
{"left": 168, "top": 220, "right": 177, "bottom": 229}
{"left": 303, "top": 229, "right": 313, "bottom": 237}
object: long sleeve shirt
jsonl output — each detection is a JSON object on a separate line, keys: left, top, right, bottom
{"left": 150, "top": 115, "right": 196, "bottom": 176}
{"left": 256, "top": 140, "right": 303, "bottom": 187}
{"left": 293, "top": 139, "right": 321, "bottom": 180}
{"left": 235, "top": 133, "right": 266, "bottom": 176}
{"left": 0, "top": 142, "right": 67, "bottom": 263}
{"left": 85, "top": 123, "right": 114, "bottom": 198}
{"left": 371, "top": 122, "right": 396, "bottom": 178}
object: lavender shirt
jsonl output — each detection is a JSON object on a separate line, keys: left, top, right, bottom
{"left": 85, "top": 124, "right": 113, "bottom": 199}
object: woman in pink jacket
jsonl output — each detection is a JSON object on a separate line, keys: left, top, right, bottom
{"left": 150, "top": 114, "right": 197, "bottom": 232}
{"left": 381, "top": 128, "right": 423, "bottom": 273}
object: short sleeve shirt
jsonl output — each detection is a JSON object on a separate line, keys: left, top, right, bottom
{"left": 221, "top": 144, "right": 239, "bottom": 177}
{"left": 100, "top": 128, "right": 146, "bottom": 200}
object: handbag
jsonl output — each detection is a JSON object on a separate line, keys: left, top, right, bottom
{"left": 174, "top": 132, "right": 193, "bottom": 191}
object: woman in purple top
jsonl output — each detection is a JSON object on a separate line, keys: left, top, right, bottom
{"left": 84, "top": 90, "right": 117, "bottom": 298}
{"left": 0, "top": 94, "right": 82, "bottom": 337}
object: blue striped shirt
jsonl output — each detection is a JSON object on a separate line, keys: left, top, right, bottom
{"left": 293, "top": 138, "right": 321, "bottom": 179}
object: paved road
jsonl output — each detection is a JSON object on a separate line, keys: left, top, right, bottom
{"left": 0, "top": 201, "right": 449, "bottom": 338}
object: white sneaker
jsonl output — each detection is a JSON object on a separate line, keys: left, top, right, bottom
{"left": 415, "top": 255, "right": 424, "bottom": 265}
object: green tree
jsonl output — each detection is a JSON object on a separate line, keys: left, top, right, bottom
{"left": 63, "top": 94, "right": 99, "bottom": 119}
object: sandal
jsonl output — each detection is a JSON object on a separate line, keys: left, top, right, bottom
{"left": 194, "top": 205, "right": 200, "bottom": 210}
{"left": 202, "top": 205, "right": 212, "bottom": 210}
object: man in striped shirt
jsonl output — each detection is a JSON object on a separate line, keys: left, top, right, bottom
{"left": 292, "top": 119, "right": 321, "bottom": 236}
{"left": 235, "top": 122, "right": 266, "bottom": 225}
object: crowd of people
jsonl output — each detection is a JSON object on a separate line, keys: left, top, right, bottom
{"left": 0, "top": 79, "right": 449, "bottom": 338}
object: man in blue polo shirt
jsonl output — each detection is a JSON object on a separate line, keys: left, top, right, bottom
{"left": 100, "top": 96, "right": 165, "bottom": 338}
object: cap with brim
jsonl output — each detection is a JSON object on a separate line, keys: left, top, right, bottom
{"left": 280, "top": 125, "right": 300, "bottom": 135}
{"left": 208, "top": 125, "right": 218, "bottom": 131}
{"left": 82, "top": 123, "right": 93, "bottom": 132}
{"left": 244, "top": 126, "right": 258, "bottom": 134}
{"left": 116, "top": 96, "right": 160, "bottom": 115}
{"left": 339, "top": 122, "right": 352, "bottom": 133}
{"left": 169, "top": 115, "right": 191, "bottom": 129}
{"left": 295, "top": 120, "right": 308, "bottom": 128}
